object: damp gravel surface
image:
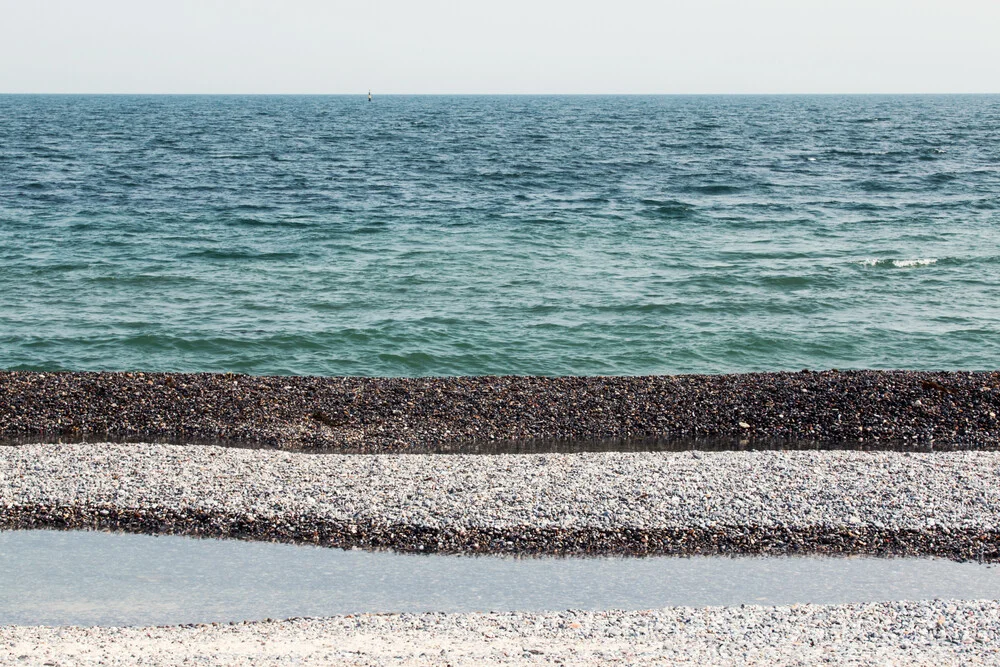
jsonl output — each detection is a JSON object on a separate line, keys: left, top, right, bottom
{"left": 1, "top": 370, "right": 998, "bottom": 451}
{"left": 2, "top": 442, "right": 999, "bottom": 559}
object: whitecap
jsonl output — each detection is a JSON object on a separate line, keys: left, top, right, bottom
{"left": 856, "top": 258, "right": 938, "bottom": 268}
{"left": 892, "top": 258, "right": 937, "bottom": 268}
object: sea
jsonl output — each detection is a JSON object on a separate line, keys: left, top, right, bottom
{"left": 1, "top": 94, "right": 998, "bottom": 377}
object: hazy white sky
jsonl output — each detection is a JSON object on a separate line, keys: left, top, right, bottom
{"left": 1, "top": 0, "right": 997, "bottom": 94}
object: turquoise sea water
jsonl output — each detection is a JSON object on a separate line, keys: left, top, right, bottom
{"left": 1, "top": 95, "right": 998, "bottom": 376}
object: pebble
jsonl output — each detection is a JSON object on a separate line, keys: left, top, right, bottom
{"left": 2, "top": 443, "right": 999, "bottom": 560}
{"left": 3, "top": 369, "right": 999, "bottom": 663}
{"left": 0, "top": 369, "right": 998, "bottom": 452}
{"left": 2, "top": 600, "right": 998, "bottom": 665}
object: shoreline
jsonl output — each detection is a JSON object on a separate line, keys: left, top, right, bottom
{"left": 1, "top": 369, "right": 998, "bottom": 451}
{"left": 6, "top": 509, "right": 999, "bottom": 561}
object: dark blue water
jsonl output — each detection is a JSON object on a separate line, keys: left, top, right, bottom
{"left": 1, "top": 95, "right": 998, "bottom": 376}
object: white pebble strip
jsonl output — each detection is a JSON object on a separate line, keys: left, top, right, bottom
{"left": 2, "top": 600, "right": 999, "bottom": 666}
{"left": 2, "top": 443, "right": 999, "bottom": 532}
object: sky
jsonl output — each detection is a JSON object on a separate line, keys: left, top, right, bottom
{"left": 1, "top": 0, "right": 998, "bottom": 94}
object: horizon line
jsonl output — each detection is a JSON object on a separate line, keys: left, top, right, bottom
{"left": 2, "top": 91, "right": 999, "bottom": 97}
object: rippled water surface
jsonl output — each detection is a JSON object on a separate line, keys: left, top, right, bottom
{"left": 2, "top": 95, "right": 998, "bottom": 376}
{"left": 3, "top": 530, "right": 1000, "bottom": 626}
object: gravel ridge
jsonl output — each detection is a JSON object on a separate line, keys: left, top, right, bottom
{"left": 3, "top": 443, "right": 999, "bottom": 558}
{"left": 2, "top": 370, "right": 998, "bottom": 451}
{"left": 3, "top": 600, "right": 999, "bottom": 665}
{"left": 5, "top": 370, "right": 999, "bottom": 663}
{"left": 5, "top": 442, "right": 1000, "bottom": 663}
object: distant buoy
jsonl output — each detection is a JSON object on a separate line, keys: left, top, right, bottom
{"left": 368, "top": 90, "right": 372, "bottom": 102}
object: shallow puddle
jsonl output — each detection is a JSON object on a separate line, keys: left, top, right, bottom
{"left": 1, "top": 530, "right": 999, "bottom": 626}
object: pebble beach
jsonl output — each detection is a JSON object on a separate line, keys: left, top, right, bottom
{"left": 4, "top": 601, "right": 999, "bottom": 666}
{"left": 3, "top": 370, "right": 1000, "bottom": 664}
{"left": 2, "top": 369, "right": 998, "bottom": 451}
{"left": 3, "top": 443, "right": 1000, "bottom": 560}
{"left": 6, "top": 85, "right": 1000, "bottom": 666}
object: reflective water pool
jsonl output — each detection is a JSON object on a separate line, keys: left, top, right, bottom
{"left": 2, "top": 529, "right": 998, "bottom": 626}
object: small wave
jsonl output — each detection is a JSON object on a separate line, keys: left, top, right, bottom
{"left": 857, "top": 258, "right": 938, "bottom": 269}
{"left": 147, "top": 137, "right": 180, "bottom": 148}
{"left": 86, "top": 273, "right": 203, "bottom": 287}
{"left": 181, "top": 249, "right": 301, "bottom": 261}
{"left": 891, "top": 258, "right": 937, "bottom": 268}
{"left": 639, "top": 198, "right": 694, "bottom": 220}
{"left": 855, "top": 180, "right": 897, "bottom": 193}
{"left": 917, "top": 148, "right": 947, "bottom": 161}
{"left": 225, "top": 217, "right": 314, "bottom": 229}
{"left": 476, "top": 169, "right": 529, "bottom": 181}
{"left": 685, "top": 184, "right": 742, "bottom": 195}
